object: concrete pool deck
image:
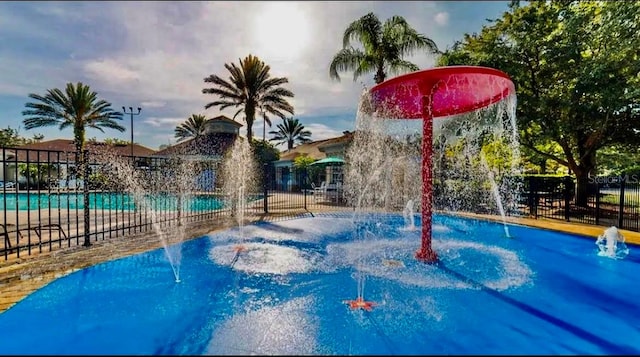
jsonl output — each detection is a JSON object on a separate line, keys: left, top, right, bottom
{"left": 1, "top": 204, "right": 639, "bottom": 313}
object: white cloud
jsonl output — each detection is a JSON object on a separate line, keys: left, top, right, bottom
{"left": 140, "top": 101, "right": 167, "bottom": 108}
{"left": 434, "top": 12, "right": 450, "bottom": 26}
{"left": 84, "top": 59, "right": 140, "bottom": 83}
{"left": 305, "top": 123, "right": 348, "bottom": 142}
{"left": 143, "top": 117, "right": 185, "bottom": 128}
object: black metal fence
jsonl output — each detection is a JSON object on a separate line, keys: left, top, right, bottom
{"left": 517, "top": 175, "right": 640, "bottom": 231}
{"left": 0, "top": 147, "right": 231, "bottom": 261}
{"left": 0, "top": 148, "right": 353, "bottom": 261}
{"left": 3, "top": 146, "right": 639, "bottom": 262}
{"left": 262, "top": 163, "right": 351, "bottom": 215}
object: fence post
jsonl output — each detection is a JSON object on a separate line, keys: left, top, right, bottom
{"left": 528, "top": 176, "right": 536, "bottom": 218}
{"left": 564, "top": 175, "right": 571, "bottom": 222}
{"left": 595, "top": 179, "right": 600, "bottom": 226}
{"left": 618, "top": 173, "right": 626, "bottom": 229}
{"left": 263, "top": 163, "right": 268, "bottom": 214}
{"left": 83, "top": 150, "right": 91, "bottom": 247}
{"left": 176, "top": 159, "right": 182, "bottom": 226}
{"left": 303, "top": 168, "right": 308, "bottom": 211}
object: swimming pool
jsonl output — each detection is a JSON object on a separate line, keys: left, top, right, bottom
{"left": 0, "top": 192, "right": 226, "bottom": 211}
{"left": 0, "top": 213, "right": 638, "bottom": 354}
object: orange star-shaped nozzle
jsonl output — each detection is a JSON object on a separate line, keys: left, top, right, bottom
{"left": 344, "top": 297, "right": 376, "bottom": 311}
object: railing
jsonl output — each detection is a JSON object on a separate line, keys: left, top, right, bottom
{"left": 0, "top": 149, "right": 355, "bottom": 262}
{"left": 518, "top": 175, "right": 640, "bottom": 231}
{"left": 3, "top": 147, "right": 639, "bottom": 262}
{"left": 435, "top": 174, "right": 640, "bottom": 232}
{"left": 0, "top": 147, "right": 230, "bottom": 261}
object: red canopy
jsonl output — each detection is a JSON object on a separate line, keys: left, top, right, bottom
{"left": 369, "top": 66, "right": 515, "bottom": 119}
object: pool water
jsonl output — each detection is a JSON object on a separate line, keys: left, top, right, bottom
{"left": 0, "top": 192, "right": 226, "bottom": 211}
{"left": 0, "top": 213, "right": 638, "bottom": 355}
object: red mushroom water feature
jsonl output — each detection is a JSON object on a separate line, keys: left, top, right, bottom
{"left": 369, "top": 66, "right": 516, "bottom": 263}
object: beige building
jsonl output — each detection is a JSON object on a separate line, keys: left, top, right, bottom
{"left": 273, "top": 131, "right": 353, "bottom": 191}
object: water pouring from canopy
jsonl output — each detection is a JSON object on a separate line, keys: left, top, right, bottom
{"left": 368, "top": 66, "right": 516, "bottom": 263}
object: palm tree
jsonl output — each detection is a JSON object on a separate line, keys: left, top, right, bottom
{"left": 269, "top": 117, "right": 312, "bottom": 150}
{"left": 202, "top": 54, "right": 295, "bottom": 142}
{"left": 175, "top": 114, "right": 208, "bottom": 142}
{"left": 22, "top": 82, "right": 124, "bottom": 247}
{"left": 329, "top": 12, "right": 439, "bottom": 84}
{"left": 22, "top": 82, "right": 125, "bottom": 161}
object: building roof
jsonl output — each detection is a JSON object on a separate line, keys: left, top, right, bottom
{"left": 153, "top": 132, "right": 238, "bottom": 159}
{"left": 278, "top": 131, "right": 354, "bottom": 162}
{"left": 318, "top": 131, "right": 354, "bottom": 153}
{"left": 209, "top": 115, "right": 243, "bottom": 128}
{"left": 12, "top": 139, "right": 156, "bottom": 162}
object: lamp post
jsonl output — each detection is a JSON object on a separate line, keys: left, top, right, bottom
{"left": 122, "top": 106, "right": 142, "bottom": 158}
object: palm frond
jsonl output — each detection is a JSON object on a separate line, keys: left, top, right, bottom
{"left": 387, "top": 58, "right": 421, "bottom": 77}
{"left": 174, "top": 114, "right": 208, "bottom": 141}
{"left": 343, "top": 12, "right": 382, "bottom": 49}
{"left": 332, "top": 13, "right": 438, "bottom": 83}
{"left": 268, "top": 117, "right": 312, "bottom": 149}
{"left": 22, "top": 82, "right": 122, "bottom": 150}
{"left": 329, "top": 47, "right": 368, "bottom": 81}
{"left": 203, "top": 54, "right": 294, "bottom": 141}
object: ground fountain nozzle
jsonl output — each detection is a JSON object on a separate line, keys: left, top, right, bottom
{"left": 344, "top": 297, "right": 376, "bottom": 311}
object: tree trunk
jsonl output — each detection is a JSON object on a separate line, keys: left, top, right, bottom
{"left": 573, "top": 151, "right": 596, "bottom": 207}
{"left": 245, "top": 104, "right": 255, "bottom": 142}
{"left": 539, "top": 159, "right": 546, "bottom": 174}
{"left": 374, "top": 65, "right": 386, "bottom": 84}
{"left": 73, "top": 126, "right": 91, "bottom": 247}
{"left": 574, "top": 170, "right": 590, "bottom": 207}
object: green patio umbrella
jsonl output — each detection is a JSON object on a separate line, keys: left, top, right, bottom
{"left": 310, "top": 157, "right": 345, "bottom": 165}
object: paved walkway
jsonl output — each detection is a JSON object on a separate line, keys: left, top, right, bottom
{"left": 1, "top": 203, "right": 638, "bottom": 313}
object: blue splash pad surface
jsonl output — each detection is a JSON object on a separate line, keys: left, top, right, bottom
{"left": 0, "top": 213, "right": 638, "bottom": 355}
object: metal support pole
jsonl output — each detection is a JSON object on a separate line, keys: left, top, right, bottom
{"left": 303, "top": 168, "right": 308, "bottom": 210}
{"left": 415, "top": 94, "right": 438, "bottom": 263}
{"left": 83, "top": 150, "right": 91, "bottom": 247}
{"left": 564, "top": 175, "right": 571, "bottom": 222}
{"left": 122, "top": 106, "right": 142, "bottom": 158}
{"left": 618, "top": 174, "right": 626, "bottom": 229}
{"left": 263, "top": 163, "right": 269, "bottom": 213}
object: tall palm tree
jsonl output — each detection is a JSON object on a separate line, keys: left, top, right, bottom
{"left": 269, "top": 117, "right": 312, "bottom": 150}
{"left": 329, "top": 12, "right": 439, "bottom": 84}
{"left": 22, "top": 82, "right": 124, "bottom": 248}
{"left": 175, "top": 114, "right": 208, "bottom": 142}
{"left": 202, "top": 54, "right": 295, "bottom": 142}
{"left": 22, "top": 82, "right": 125, "bottom": 161}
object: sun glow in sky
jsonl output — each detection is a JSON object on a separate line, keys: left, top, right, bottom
{"left": 253, "top": 2, "right": 312, "bottom": 60}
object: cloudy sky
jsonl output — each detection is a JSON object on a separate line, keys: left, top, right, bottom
{"left": 0, "top": 1, "right": 511, "bottom": 150}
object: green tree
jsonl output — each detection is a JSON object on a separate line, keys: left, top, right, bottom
{"left": 597, "top": 145, "right": 640, "bottom": 176}
{"left": 18, "top": 163, "right": 56, "bottom": 189}
{"left": 104, "top": 137, "right": 130, "bottom": 145}
{"left": 329, "top": 12, "right": 439, "bottom": 84}
{"left": 0, "top": 126, "right": 44, "bottom": 147}
{"left": 293, "top": 154, "right": 319, "bottom": 190}
{"left": 293, "top": 154, "right": 316, "bottom": 170}
{"left": 22, "top": 82, "right": 125, "bottom": 172}
{"left": 251, "top": 138, "right": 280, "bottom": 165}
{"left": 437, "top": 1, "right": 640, "bottom": 205}
{"left": 250, "top": 138, "right": 280, "bottom": 188}
{"left": 87, "top": 137, "right": 130, "bottom": 145}
{"left": 22, "top": 82, "right": 124, "bottom": 247}
{"left": 202, "top": 54, "right": 295, "bottom": 142}
{"left": 269, "top": 117, "right": 312, "bottom": 150}
{"left": 175, "top": 114, "right": 208, "bottom": 142}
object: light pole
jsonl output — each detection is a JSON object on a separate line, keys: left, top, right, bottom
{"left": 122, "top": 106, "right": 142, "bottom": 158}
